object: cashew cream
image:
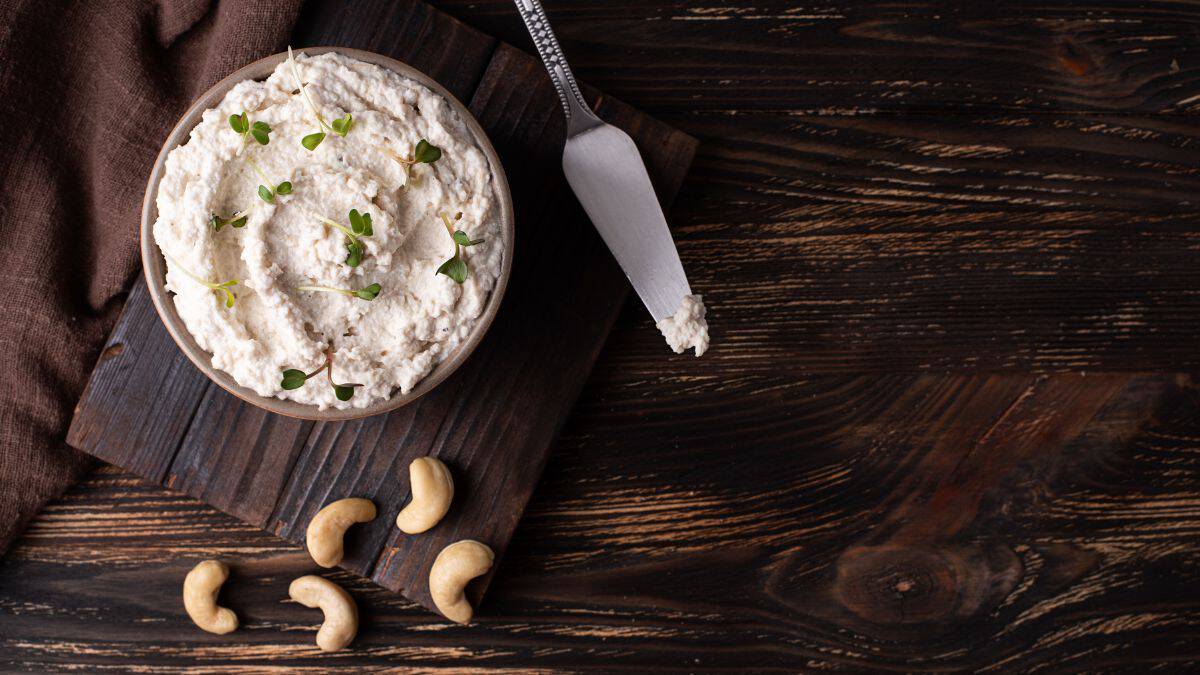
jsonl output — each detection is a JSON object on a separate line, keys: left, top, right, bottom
{"left": 657, "top": 294, "right": 709, "bottom": 356}
{"left": 154, "top": 52, "right": 503, "bottom": 409}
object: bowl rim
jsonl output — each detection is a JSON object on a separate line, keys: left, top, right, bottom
{"left": 141, "top": 46, "right": 515, "bottom": 422}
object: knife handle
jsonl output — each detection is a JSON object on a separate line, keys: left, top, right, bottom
{"left": 513, "top": 0, "right": 603, "bottom": 137}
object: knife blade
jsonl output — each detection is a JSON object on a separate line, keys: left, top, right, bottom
{"left": 562, "top": 125, "right": 692, "bottom": 321}
{"left": 513, "top": 0, "right": 693, "bottom": 322}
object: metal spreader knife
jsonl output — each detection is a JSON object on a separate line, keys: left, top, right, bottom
{"left": 513, "top": 0, "right": 698, "bottom": 328}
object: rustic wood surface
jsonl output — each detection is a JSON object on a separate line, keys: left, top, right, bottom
{"left": 5, "top": 0, "right": 1200, "bottom": 671}
{"left": 63, "top": 0, "right": 695, "bottom": 618}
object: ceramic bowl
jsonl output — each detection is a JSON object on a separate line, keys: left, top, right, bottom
{"left": 141, "top": 47, "right": 514, "bottom": 421}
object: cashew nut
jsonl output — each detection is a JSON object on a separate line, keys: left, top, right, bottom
{"left": 288, "top": 575, "right": 358, "bottom": 652}
{"left": 306, "top": 498, "right": 377, "bottom": 568}
{"left": 395, "top": 457, "right": 454, "bottom": 534}
{"left": 182, "top": 560, "right": 238, "bottom": 634}
{"left": 429, "top": 540, "right": 494, "bottom": 624}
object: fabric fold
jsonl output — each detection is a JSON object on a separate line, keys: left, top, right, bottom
{"left": 0, "top": 0, "right": 304, "bottom": 554}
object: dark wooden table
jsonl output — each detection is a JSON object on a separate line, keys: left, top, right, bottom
{"left": 3, "top": 1, "right": 1200, "bottom": 671}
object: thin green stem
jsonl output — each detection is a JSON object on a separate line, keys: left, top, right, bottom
{"left": 241, "top": 205, "right": 257, "bottom": 221}
{"left": 296, "top": 285, "right": 355, "bottom": 297}
{"left": 161, "top": 251, "right": 238, "bottom": 307}
{"left": 246, "top": 158, "right": 275, "bottom": 189}
{"left": 440, "top": 213, "right": 461, "bottom": 257}
{"left": 382, "top": 147, "right": 414, "bottom": 185}
{"left": 323, "top": 347, "right": 363, "bottom": 389}
{"left": 161, "top": 252, "right": 216, "bottom": 289}
{"left": 288, "top": 46, "right": 332, "bottom": 133}
{"left": 304, "top": 210, "right": 361, "bottom": 246}
{"left": 212, "top": 204, "right": 255, "bottom": 231}
{"left": 305, "top": 358, "right": 329, "bottom": 380}
{"left": 384, "top": 146, "right": 416, "bottom": 166}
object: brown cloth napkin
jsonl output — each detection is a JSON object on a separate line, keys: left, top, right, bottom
{"left": 0, "top": 0, "right": 302, "bottom": 554}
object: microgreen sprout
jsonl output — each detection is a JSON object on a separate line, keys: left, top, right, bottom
{"left": 296, "top": 282, "right": 382, "bottom": 301}
{"left": 331, "top": 114, "right": 354, "bottom": 136}
{"left": 280, "top": 348, "right": 361, "bottom": 401}
{"left": 228, "top": 112, "right": 293, "bottom": 203}
{"left": 435, "top": 212, "right": 484, "bottom": 284}
{"left": 289, "top": 46, "right": 352, "bottom": 151}
{"left": 162, "top": 252, "right": 239, "bottom": 308}
{"left": 245, "top": 157, "right": 292, "bottom": 203}
{"left": 210, "top": 210, "right": 249, "bottom": 232}
{"left": 383, "top": 139, "right": 441, "bottom": 183}
{"left": 349, "top": 208, "right": 373, "bottom": 236}
{"left": 228, "top": 112, "right": 272, "bottom": 154}
{"left": 405, "top": 139, "right": 442, "bottom": 165}
{"left": 304, "top": 208, "right": 374, "bottom": 267}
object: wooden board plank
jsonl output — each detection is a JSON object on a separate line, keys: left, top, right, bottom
{"left": 65, "top": 280, "right": 211, "bottom": 484}
{"left": 168, "top": 391, "right": 314, "bottom": 528}
{"left": 64, "top": 2, "right": 697, "bottom": 619}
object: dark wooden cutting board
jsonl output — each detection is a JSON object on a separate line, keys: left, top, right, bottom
{"left": 65, "top": 0, "right": 696, "bottom": 618}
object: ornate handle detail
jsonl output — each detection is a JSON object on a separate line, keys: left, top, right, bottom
{"left": 513, "top": 0, "right": 602, "bottom": 136}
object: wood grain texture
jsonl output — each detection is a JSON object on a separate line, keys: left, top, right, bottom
{"left": 6, "top": 374, "right": 1200, "bottom": 671}
{"left": 66, "top": 279, "right": 211, "bottom": 485}
{"left": 9, "top": 0, "right": 1200, "bottom": 670}
{"left": 431, "top": 0, "right": 1200, "bottom": 114}
{"left": 63, "top": 0, "right": 696, "bottom": 621}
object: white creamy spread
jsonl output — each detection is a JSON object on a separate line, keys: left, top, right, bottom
{"left": 154, "top": 52, "right": 502, "bottom": 409}
{"left": 657, "top": 294, "right": 709, "bottom": 356}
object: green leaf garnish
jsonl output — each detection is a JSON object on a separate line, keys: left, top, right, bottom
{"left": 258, "top": 185, "right": 274, "bottom": 203}
{"left": 250, "top": 121, "right": 272, "bottom": 145}
{"left": 276, "top": 181, "right": 293, "bottom": 195}
{"left": 348, "top": 209, "right": 373, "bottom": 236}
{"left": 304, "top": 209, "right": 373, "bottom": 268}
{"left": 436, "top": 212, "right": 483, "bottom": 284}
{"left": 413, "top": 139, "right": 441, "bottom": 164}
{"left": 436, "top": 256, "right": 467, "bottom": 284}
{"left": 382, "top": 139, "right": 442, "bottom": 182}
{"left": 344, "top": 239, "right": 363, "bottom": 267}
{"left": 229, "top": 113, "right": 249, "bottom": 134}
{"left": 210, "top": 212, "right": 249, "bottom": 232}
{"left": 301, "top": 131, "right": 325, "bottom": 151}
{"left": 333, "top": 384, "right": 356, "bottom": 401}
{"left": 280, "top": 369, "right": 307, "bottom": 390}
{"left": 216, "top": 280, "right": 238, "bottom": 308}
{"left": 230, "top": 112, "right": 271, "bottom": 150}
{"left": 452, "top": 230, "right": 484, "bottom": 247}
{"left": 354, "top": 283, "right": 381, "bottom": 300}
{"left": 331, "top": 113, "right": 353, "bottom": 136}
